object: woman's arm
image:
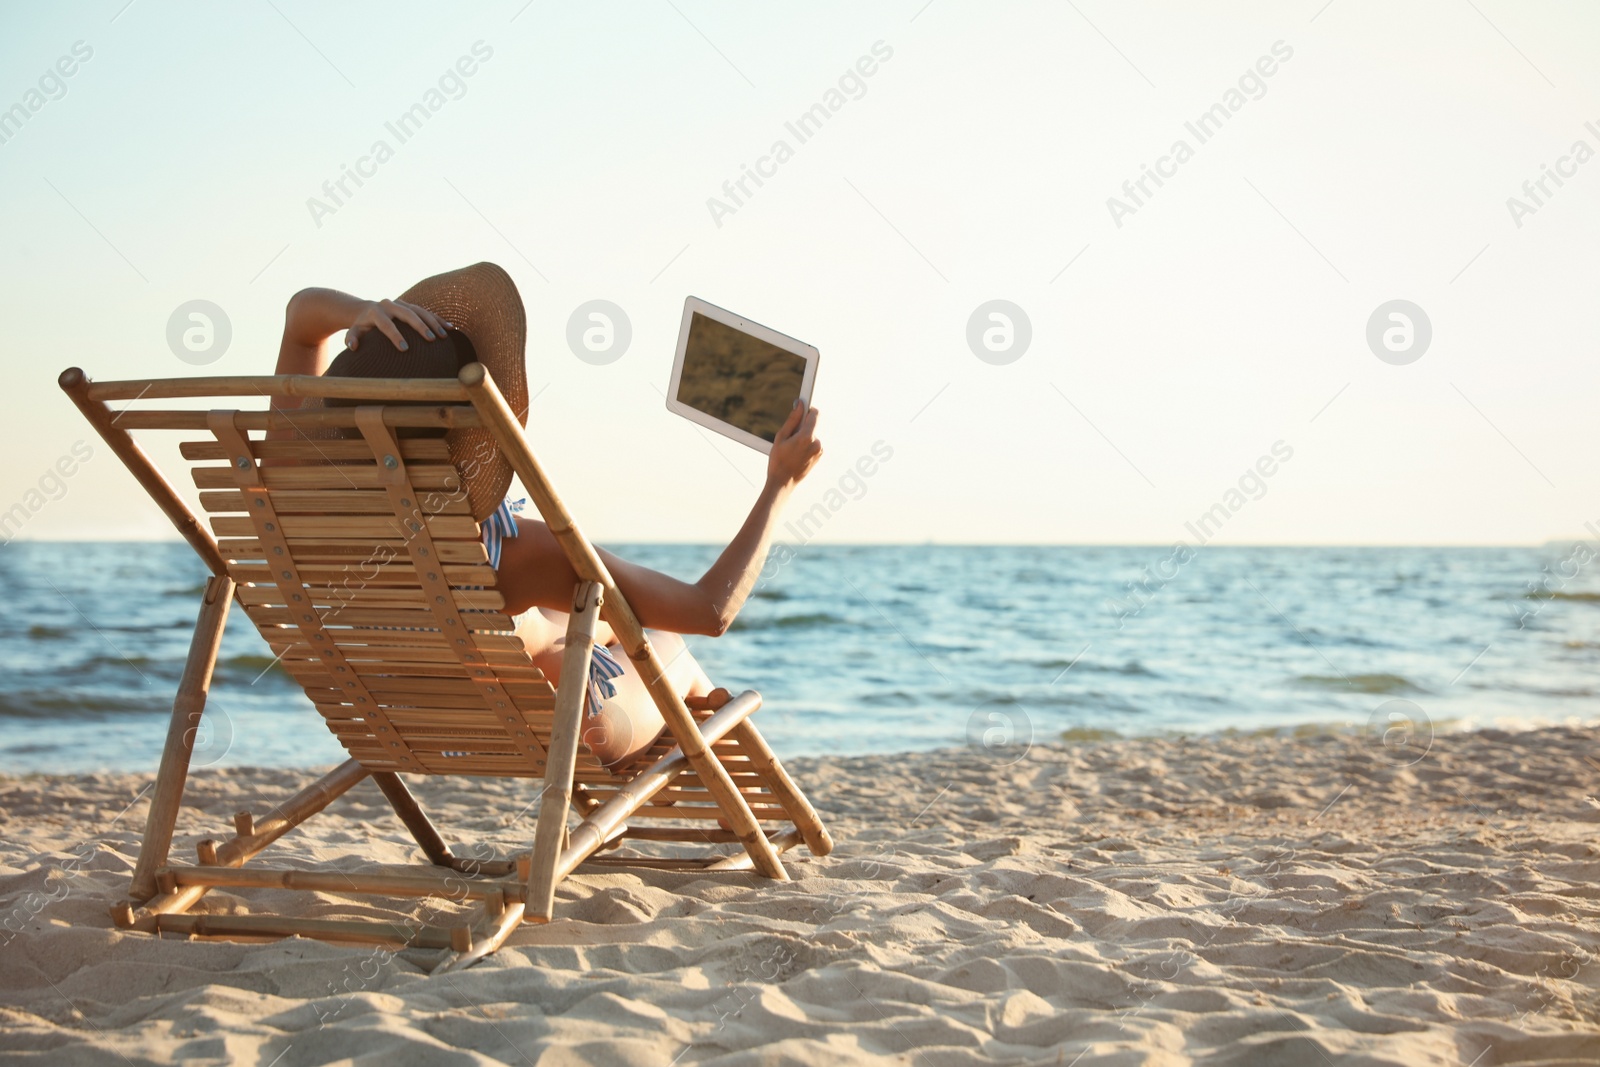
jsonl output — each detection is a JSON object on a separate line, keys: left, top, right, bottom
{"left": 497, "top": 402, "right": 823, "bottom": 635}
{"left": 268, "top": 287, "right": 448, "bottom": 438}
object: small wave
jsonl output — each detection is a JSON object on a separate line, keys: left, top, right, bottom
{"left": 1293, "top": 673, "right": 1424, "bottom": 694}
{"left": 1059, "top": 726, "right": 1122, "bottom": 743}
{"left": 922, "top": 640, "right": 980, "bottom": 655}
{"left": 1014, "top": 569, "right": 1058, "bottom": 585}
{"left": 1494, "top": 682, "right": 1596, "bottom": 698}
{"left": 1037, "top": 658, "right": 1157, "bottom": 677}
{"left": 0, "top": 691, "right": 169, "bottom": 718}
{"left": 1099, "top": 660, "right": 1157, "bottom": 677}
{"left": 215, "top": 660, "right": 293, "bottom": 686}
{"left": 0, "top": 742, "right": 63, "bottom": 756}
{"left": 1027, "top": 689, "right": 1145, "bottom": 714}
{"left": 72, "top": 653, "right": 157, "bottom": 672}
{"left": 729, "top": 612, "right": 849, "bottom": 632}
{"left": 1209, "top": 716, "right": 1467, "bottom": 740}
{"left": 1306, "top": 629, "right": 1387, "bottom": 648}
{"left": 96, "top": 620, "right": 191, "bottom": 632}
{"left": 859, "top": 689, "right": 923, "bottom": 707}
{"left": 221, "top": 653, "right": 286, "bottom": 672}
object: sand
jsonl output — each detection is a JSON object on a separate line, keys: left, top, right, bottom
{"left": 3, "top": 724, "right": 1600, "bottom": 1066}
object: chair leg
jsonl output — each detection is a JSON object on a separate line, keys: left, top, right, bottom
{"left": 679, "top": 719, "right": 789, "bottom": 881}
{"left": 626, "top": 651, "right": 787, "bottom": 880}
{"left": 526, "top": 580, "right": 603, "bottom": 922}
{"left": 126, "top": 574, "right": 234, "bottom": 904}
{"left": 553, "top": 691, "right": 767, "bottom": 884}
{"left": 729, "top": 721, "right": 834, "bottom": 858}
{"left": 371, "top": 772, "right": 455, "bottom": 868}
{"left": 433, "top": 900, "right": 528, "bottom": 975}
{"left": 114, "top": 760, "right": 371, "bottom": 932}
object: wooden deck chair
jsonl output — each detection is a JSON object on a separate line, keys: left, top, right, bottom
{"left": 58, "top": 363, "right": 833, "bottom": 972}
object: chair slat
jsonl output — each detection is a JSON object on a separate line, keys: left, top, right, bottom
{"left": 195, "top": 465, "right": 464, "bottom": 491}
{"left": 628, "top": 804, "right": 788, "bottom": 820}
{"left": 219, "top": 538, "right": 489, "bottom": 565}
{"left": 235, "top": 584, "right": 506, "bottom": 611}
{"left": 295, "top": 673, "right": 552, "bottom": 697}
{"left": 320, "top": 710, "right": 559, "bottom": 732}
{"left": 274, "top": 644, "right": 540, "bottom": 668}
{"left": 265, "top": 627, "right": 525, "bottom": 651}
{"left": 181, "top": 439, "right": 452, "bottom": 462}
{"left": 242, "top": 604, "right": 516, "bottom": 632}
{"left": 288, "top": 663, "right": 548, "bottom": 686}
{"left": 229, "top": 562, "right": 498, "bottom": 587}
{"left": 88, "top": 373, "right": 469, "bottom": 403}
{"left": 311, "top": 692, "right": 554, "bottom": 714}
{"left": 212, "top": 514, "right": 480, "bottom": 540}
{"left": 113, "top": 406, "right": 481, "bottom": 432}
{"left": 304, "top": 678, "right": 553, "bottom": 702}
{"left": 202, "top": 490, "right": 473, "bottom": 516}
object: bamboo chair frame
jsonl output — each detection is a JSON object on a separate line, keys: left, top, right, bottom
{"left": 58, "top": 363, "right": 833, "bottom": 973}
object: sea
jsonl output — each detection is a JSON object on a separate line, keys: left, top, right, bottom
{"left": 2, "top": 542, "right": 1597, "bottom": 774}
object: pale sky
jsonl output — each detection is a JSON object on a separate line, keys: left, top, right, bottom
{"left": 3, "top": 1, "right": 1598, "bottom": 546}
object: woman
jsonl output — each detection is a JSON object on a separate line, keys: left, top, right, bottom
{"left": 269, "top": 264, "right": 822, "bottom": 768}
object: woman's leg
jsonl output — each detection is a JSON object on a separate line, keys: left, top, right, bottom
{"left": 580, "top": 630, "right": 713, "bottom": 767}
{"left": 632, "top": 630, "right": 715, "bottom": 699}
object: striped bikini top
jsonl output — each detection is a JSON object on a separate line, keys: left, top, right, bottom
{"left": 482, "top": 499, "right": 625, "bottom": 716}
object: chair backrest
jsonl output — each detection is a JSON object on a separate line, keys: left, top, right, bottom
{"left": 188, "top": 404, "right": 601, "bottom": 781}
{"left": 62, "top": 368, "right": 826, "bottom": 879}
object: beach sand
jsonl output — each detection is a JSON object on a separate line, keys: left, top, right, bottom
{"left": 3, "top": 724, "right": 1599, "bottom": 1065}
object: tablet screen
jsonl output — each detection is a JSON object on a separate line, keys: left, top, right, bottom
{"left": 676, "top": 312, "right": 808, "bottom": 443}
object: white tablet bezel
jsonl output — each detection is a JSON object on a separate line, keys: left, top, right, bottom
{"left": 666, "top": 296, "right": 819, "bottom": 455}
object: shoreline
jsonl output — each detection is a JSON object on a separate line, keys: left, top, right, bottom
{"left": 6, "top": 711, "right": 1600, "bottom": 780}
{"left": 4, "top": 724, "right": 1599, "bottom": 1064}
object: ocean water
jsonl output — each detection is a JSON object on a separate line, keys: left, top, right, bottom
{"left": 1, "top": 542, "right": 1597, "bottom": 773}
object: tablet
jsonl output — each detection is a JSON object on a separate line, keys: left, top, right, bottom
{"left": 666, "top": 297, "right": 819, "bottom": 454}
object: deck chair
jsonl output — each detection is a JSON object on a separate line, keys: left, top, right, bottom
{"left": 58, "top": 362, "right": 833, "bottom": 972}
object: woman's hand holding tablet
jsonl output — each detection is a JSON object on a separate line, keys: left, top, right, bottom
{"left": 665, "top": 296, "right": 819, "bottom": 454}
{"left": 765, "top": 398, "right": 824, "bottom": 490}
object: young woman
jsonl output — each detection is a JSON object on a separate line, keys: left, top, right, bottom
{"left": 269, "top": 265, "right": 823, "bottom": 768}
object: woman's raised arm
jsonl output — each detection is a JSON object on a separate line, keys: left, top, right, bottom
{"left": 496, "top": 402, "right": 824, "bottom": 637}
{"left": 267, "top": 287, "right": 448, "bottom": 438}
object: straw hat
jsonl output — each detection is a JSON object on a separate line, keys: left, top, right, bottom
{"left": 315, "top": 262, "right": 527, "bottom": 521}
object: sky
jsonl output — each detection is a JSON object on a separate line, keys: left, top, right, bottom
{"left": 3, "top": 0, "right": 1599, "bottom": 546}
